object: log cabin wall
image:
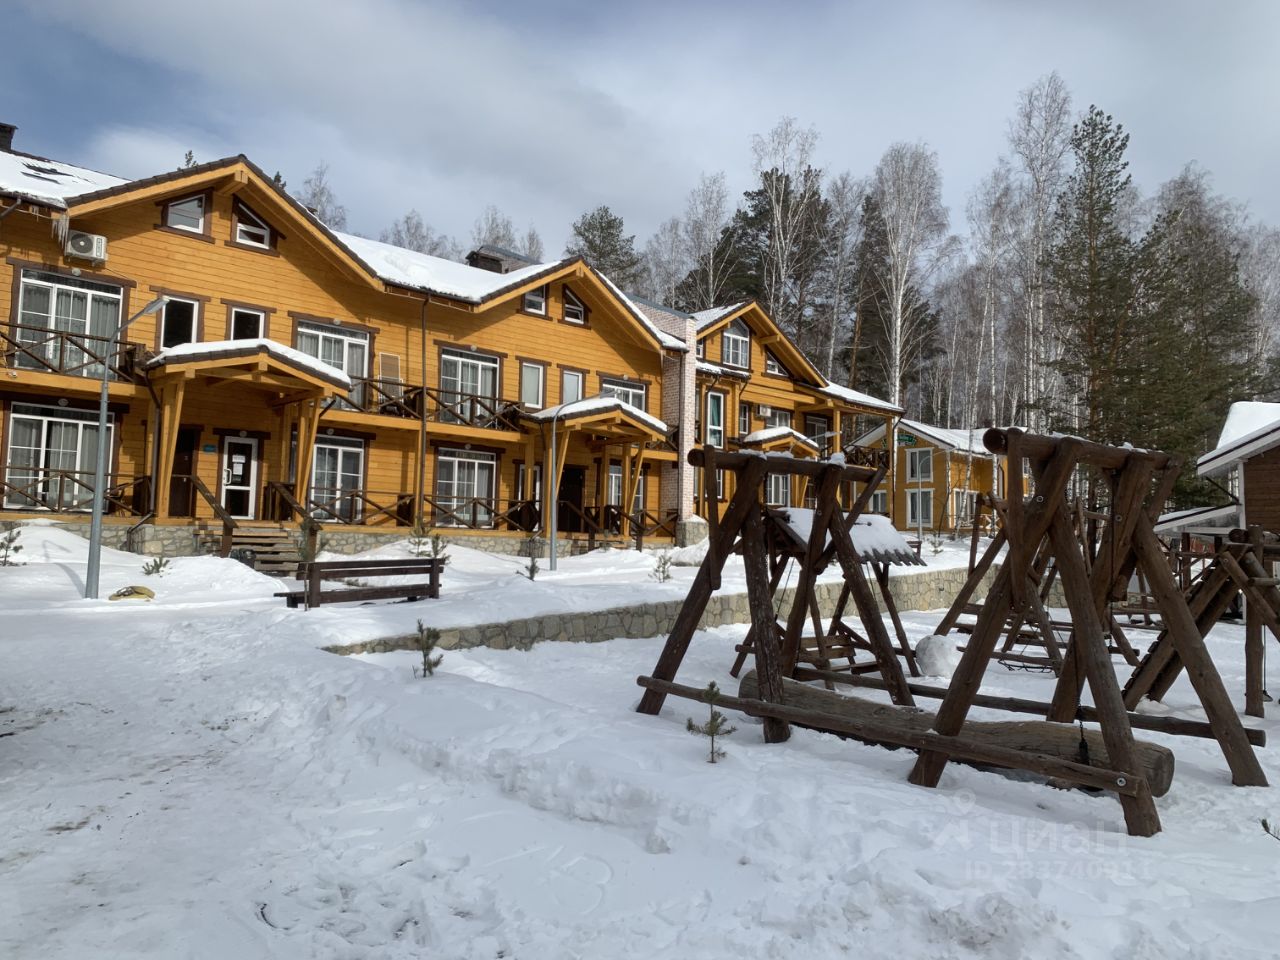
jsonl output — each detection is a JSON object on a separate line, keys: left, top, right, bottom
{"left": 1243, "top": 448, "right": 1280, "bottom": 534}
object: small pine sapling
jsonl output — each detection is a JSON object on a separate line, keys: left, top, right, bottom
{"left": 650, "top": 551, "right": 673, "bottom": 583}
{"left": 142, "top": 553, "right": 171, "bottom": 577}
{"left": 412, "top": 619, "right": 443, "bottom": 678}
{"left": 1262, "top": 818, "right": 1280, "bottom": 842}
{"left": 521, "top": 534, "right": 539, "bottom": 580}
{"left": 0, "top": 525, "right": 22, "bottom": 566}
{"left": 408, "top": 517, "right": 431, "bottom": 558}
{"left": 428, "top": 533, "right": 450, "bottom": 565}
{"left": 686, "top": 681, "right": 737, "bottom": 763}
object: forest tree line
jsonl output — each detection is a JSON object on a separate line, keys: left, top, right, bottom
{"left": 281, "top": 73, "right": 1279, "bottom": 504}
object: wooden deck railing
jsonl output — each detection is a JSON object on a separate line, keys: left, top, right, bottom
{"left": 843, "top": 443, "right": 891, "bottom": 470}
{"left": 185, "top": 474, "right": 237, "bottom": 556}
{"left": 1, "top": 469, "right": 150, "bottom": 515}
{"left": 1, "top": 323, "right": 143, "bottom": 381}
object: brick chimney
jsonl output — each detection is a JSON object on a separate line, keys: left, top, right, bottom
{"left": 0, "top": 123, "right": 15, "bottom": 153}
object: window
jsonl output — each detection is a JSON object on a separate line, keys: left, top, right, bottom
{"left": 765, "top": 352, "right": 786, "bottom": 376}
{"left": 15, "top": 269, "right": 122, "bottom": 377}
{"left": 722, "top": 319, "right": 750, "bottom": 369}
{"left": 561, "top": 369, "right": 584, "bottom": 405}
{"left": 738, "top": 402, "right": 751, "bottom": 437}
{"left": 563, "top": 287, "right": 585, "bottom": 324}
{"left": 160, "top": 298, "right": 199, "bottom": 349}
{"left": 600, "top": 377, "right": 645, "bottom": 411}
{"left": 705, "top": 391, "right": 725, "bottom": 447}
{"left": 869, "top": 490, "right": 888, "bottom": 515}
{"left": 907, "top": 449, "right": 933, "bottom": 482}
{"left": 714, "top": 468, "right": 726, "bottom": 501}
{"left": 523, "top": 285, "right": 547, "bottom": 316}
{"left": 607, "top": 464, "right": 647, "bottom": 511}
{"left": 520, "top": 362, "right": 545, "bottom": 409}
{"left": 435, "top": 448, "right": 496, "bottom": 527}
{"left": 4, "top": 403, "right": 113, "bottom": 510}
{"left": 907, "top": 488, "right": 933, "bottom": 527}
{"left": 766, "top": 472, "right": 789, "bottom": 507}
{"left": 165, "top": 195, "right": 206, "bottom": 233}
{"left": 233, "top": 203, "right": 271, "bottom": 248}
{"left": 696, "top": 339, "right": 706, "bottom": 359}
{"left": 295, "top": 320, "right": 370, "bottom": 408}
{"left": 516, "top": 462, "right": 542, "bottom": 502}
{"left": 230, "top": 308, "right": 264, "bottom": 340}
{"left": 805, "top": 414, "right": 830, "bottom": 451}
{"left": 440, "top": 348, "right": 500, "bottom": 424}
{"left": 311, "top": 436, "right": 364, "bottom": 522}
{"left": 767, "top": 407, "right": 791, "bottom": 430}
{"left": 953, "top": 490, "right": 977, "bottom": 527}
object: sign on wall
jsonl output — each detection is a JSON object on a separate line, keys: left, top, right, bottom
{"left": 897, "top": 433, "right": 918, "bottom": 446}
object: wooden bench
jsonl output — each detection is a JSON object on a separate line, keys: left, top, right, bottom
{"left": 275, "top": 557, "right": 444, "bottom": 610}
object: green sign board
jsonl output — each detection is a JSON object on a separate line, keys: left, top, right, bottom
{"left": 897, "top": 432, "right": 918, "bottom": 446}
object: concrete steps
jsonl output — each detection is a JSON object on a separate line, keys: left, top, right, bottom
{"left": 197, "top": 526, "right": 301, "bottom": 577}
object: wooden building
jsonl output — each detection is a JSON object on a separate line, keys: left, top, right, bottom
{"left": 855, "top": 418, "right": 1002, "bottom": 534}
{"left": 1175, "top": 402, "right": 1280, "bottom": 537}
{"left": 0, "top": 129, "right": 897, "bottom": 552}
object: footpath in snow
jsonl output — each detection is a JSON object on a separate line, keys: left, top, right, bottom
{"left": 1, "top": 522, "right": 1279, "bottom": 958}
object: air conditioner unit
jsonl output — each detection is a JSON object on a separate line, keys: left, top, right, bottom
{"left": 757, "top": 404, "right": 772, "bottom": 418}
{"left": 65, "top": 231, "right": 108, "bottom": 262}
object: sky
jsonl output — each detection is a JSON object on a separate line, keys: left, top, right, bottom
{"left": 4, "top": 0, "right": 1278, "bottom": 255}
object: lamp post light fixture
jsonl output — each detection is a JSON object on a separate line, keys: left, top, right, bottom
{"left": 84, "top": 295, "right": 169, "bottom": 600}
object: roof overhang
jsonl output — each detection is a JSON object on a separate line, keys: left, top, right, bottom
{"left": 145, "top": 340, "right": 350, "bottom": 397}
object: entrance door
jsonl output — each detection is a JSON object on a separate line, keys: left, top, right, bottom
{"left": 558, "top": 466, "right": 586, "bottom": 533}
{"left": 221, "top": 437, "right": 258, "bottom": 520}
{"left": 168, "top": 427, "right": 200, "bottom": 518}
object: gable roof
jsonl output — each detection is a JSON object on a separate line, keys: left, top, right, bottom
{"left": 1197, "top": 401, "right": 1280, "bottom": 477}
{"left": 857, "top": 418, "right": 993, "bottom": 455}
{"left": 816, "top": 382, "right": 903, "bottom": 416}
{"left": 692, "top": 303, "right": 749, "bottom": 331}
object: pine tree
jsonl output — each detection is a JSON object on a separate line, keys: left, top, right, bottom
{"left": 0, "top": 525, "right": 21, "bottom": 566}
{"left": 179, "top": 150, "right": 197, "bottom": 170}
{"left": 565, "top": 206, "right": 644, "bottom": 287}
{"left": 686, "top": 681, "right": 737, "bottom": 763}
{"left": 413, "top": 620, "right": 443, "bottom": 678}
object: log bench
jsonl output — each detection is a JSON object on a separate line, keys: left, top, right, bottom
{"left": 275, "top": 557, "right": 444, "bottom": 610}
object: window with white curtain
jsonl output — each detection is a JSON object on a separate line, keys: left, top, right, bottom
{"left": 310, "top": 436, "right": 364, "bottom": 522}
{"left": 295, "top": 320, "right": 370, "bottom": 408}
{"left": 16, "top": 269, "right": 122, "bottom": 377}
{"left": 4, "top": 403, "right": 113, "bottom": 510}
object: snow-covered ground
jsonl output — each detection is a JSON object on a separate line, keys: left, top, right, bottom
{"left": 2, "top": 521, "right": 1278, "bottom": 958}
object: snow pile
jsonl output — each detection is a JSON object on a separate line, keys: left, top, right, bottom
{"left": 914, "top": 634, "right": 963, "bottom": 678}
{"left": 0, "top": 150, "right": 127, "bottom": 207}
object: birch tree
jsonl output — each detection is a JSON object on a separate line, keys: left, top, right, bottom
{"left": 1007, "top": 72, "right": 1072, "bottom": 428}
{"left": 381, "top": 210, "right": 461, "bottom": 260}
{"left": 868, "top": 141, "right": 954, "bottom": 407}
{"left": 679, "top": 172, "right": 736, "bottom": 311}
{"left": 814, "top": 172, "right": 867, "bottom": 378}
{"left": 471, "top": 204, "right": 517, "bottom": 250}
{"left": 642, "top": 216, "right": 689, "bottom": 304}
{"left": 296, "top": 163, "right": 347, "bottom": 229}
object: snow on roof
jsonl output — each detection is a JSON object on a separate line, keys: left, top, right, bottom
{"left": 590, "top": 269, "right": 688, "bottom": 352}
{"left": 860, "top": 418, "right": 993, "bottom": 455}
{"left": 1197, "top": 401, "right": 1280, "bottom": 476}
{"left": 0, "top": 150, "right": 127, "bottom": 207}
{"left": 691, "top": 303, "right": 748, "bottom": 332}
{"left": 696, "top": 360, "right": 749, "bottom": 380}
{"left": 1154, "top": 503, "right": 1240, "bottom": 534}
{"left": 819, "top": 382, "right": 903, "bottom": 415}
{"left": 741, "top": 426, "right": 819, "bottom": 450}
{"left": 691, "top": 304, "right": 747, "bottom": 335}
{"left": 145, "top": 338, "right": 352, "bottom": 389}
{"left": 336, "top": 231, "right": 563, "bottom": 303}
{"left": 527, "top": 395, "right": 668, "bottom": 434}
{"left": 781, "top": 508, "right": 924, "bottom": 566}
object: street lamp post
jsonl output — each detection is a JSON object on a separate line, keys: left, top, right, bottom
{"left": 84, "top": 296, "right": 168, "bottom": 599}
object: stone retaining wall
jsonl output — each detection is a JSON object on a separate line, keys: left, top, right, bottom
{"left": 326, "top": 562, "right": 1003, "bottom": 656}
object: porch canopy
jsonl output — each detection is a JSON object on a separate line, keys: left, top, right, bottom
{"left": 524, "top": 397, "right": 669, "bottom": 536}
{"left": 738, "top": 426, "right": 822, "bottom": 506}
{"left": 144, "top": 339, "right": 350, "bottom": 517}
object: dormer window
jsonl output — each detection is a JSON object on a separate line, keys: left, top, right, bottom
{"left": 765, "top": 352, "right": 786, "bottom": 376}
{"left": 563, "top": 287, "right": 585, "bottom": 324}
{"left": 523, "top": 285, "right": 547, "bottom": 316}
{"left": 233, "top": 203, "right": 271, "bottom": 249}
{"left": 722, "top": 319, "right": 750, "bottom": 369}
{"left": 164, "top": 195, "right": 206, "bottom": 233}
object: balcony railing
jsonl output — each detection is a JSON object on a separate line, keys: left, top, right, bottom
{"left": 1, "top": 322, "right": 143, "bottom": 382}
{"left": 337, "top": 380, "right": 524, "bottom": 431}
{"left": 1, "top": 468, "right": 150, "bottom": 515}
{"left": 844, "top": 443, "right": 891, "bottom": 470}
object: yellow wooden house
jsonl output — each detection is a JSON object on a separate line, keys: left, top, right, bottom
{"left": 855, "top": 418, "right": 1003, "bottom": 534}
{"left": 0, "top": 126, "right": 900, "bottom": 554}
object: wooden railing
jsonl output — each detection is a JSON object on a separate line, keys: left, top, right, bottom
{"left": 843, "top": 443, "right": 891, "bottom": 470}
{"left": 425, "top": 387, "right": 522, "bottom": 430}
{"left": 263, "top": 481, "right": 323, "bottom": 556}
{"left": 185, "top": 474, "right": 236, "bottom": 556}
{"left": 1, "top": 469, "right": 150, "bottom": 515}
{"left": 0, "top": 323, "right": 143, "bottom": 381}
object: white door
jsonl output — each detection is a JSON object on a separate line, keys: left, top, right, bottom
{"left": 221, "top": 437, "right": 259, "bottom": 520}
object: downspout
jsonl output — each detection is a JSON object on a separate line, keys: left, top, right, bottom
{"left": 416, "top": 293, "right": 429, "bottom": 526}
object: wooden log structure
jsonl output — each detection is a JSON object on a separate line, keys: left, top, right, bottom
{"left": 737, "top": 671, "right": 1174, "bottom": 797}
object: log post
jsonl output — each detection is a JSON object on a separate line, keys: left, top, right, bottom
{"left": 742, "top": 503, "right": 790, "bottom": 743}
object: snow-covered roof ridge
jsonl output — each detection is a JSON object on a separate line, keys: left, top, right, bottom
{"left": 741, "top": 426, "right": 819, "bottom": 449}
{"left": 145, "top": 338, "right": 352, "bottom": 389}
{"left": 0, "top": 150, "right": 128, "bottom": 207}
{"left": 691, "top": 302, "right": 749, "bottom": 332}
{"left": 527, "top": 395, "right": 668, "bottom": 434}
{"left": 1197, "top": 401, "right": 1280, "bottom": 476}
{"left": 335, "top": 231, "right": 566, "bottom": 303}
{"left": 590, "top": 269, "right": 688, "bottom": 352}
{"left": 818, "top": 382, "right": 904, "bottom": 416}
{"left": 696, "top": 360, "right": 749, "bottom": 380}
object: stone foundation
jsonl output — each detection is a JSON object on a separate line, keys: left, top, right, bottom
{"left": 326, "top": 562, "right": 1005, "bottom": 656}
